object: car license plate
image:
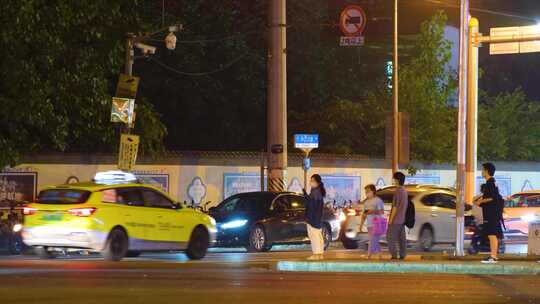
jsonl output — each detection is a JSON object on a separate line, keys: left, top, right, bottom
{"left": 43, "top": 213, "right": 63, "bottom": 221}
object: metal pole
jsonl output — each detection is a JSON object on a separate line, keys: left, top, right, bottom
{"left": 267, "top": 0, "right": 288, "bottom": 192}
{"left": 125, "top": 35, "right": 134, "bottom": 76}
{"left": 466, "top": 18, "right": 480, "bottom": 206}
{"left": 260, "top": 150, "right": 265, "bottom": 191}
{"left": 392, "top": 0, "right": 399, "bottom": 174}
{"left": 455, "top": 0, "right": 469, "bottom": 257}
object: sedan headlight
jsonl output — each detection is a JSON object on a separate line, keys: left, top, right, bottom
{"left": 221, "top": 219, "right": 248, "bottom": 230}
{"left": 12, "top": 224, "right": 23, "bottom": 233}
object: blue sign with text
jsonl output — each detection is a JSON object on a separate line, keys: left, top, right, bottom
{"left": 294, "top": 134, "right": 319, "bottom": 149}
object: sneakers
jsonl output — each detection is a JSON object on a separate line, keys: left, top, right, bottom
{"left": 481, "top": 256, "right": 498, "bottom": 264}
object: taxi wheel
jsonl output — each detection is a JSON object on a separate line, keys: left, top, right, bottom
{"left": 186, "top": 226, "right": 209, "bottom": 260}
{"left": 103, "top": 228, "right": 128, "bottom": 261}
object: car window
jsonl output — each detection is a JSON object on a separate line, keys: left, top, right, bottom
{"left": 507, "top": 194, "right": 540, "bottom": 208}
{"left": 437, "top": 194, "right": 457, "bottom": 209}
{"left": 38, "top": 189, "right": 91, "bottom": 204}
{"left": 142, "top": 189, "right": 174, "bottom": 209}
{"left": 272, "top": 196, "right": 289, "bottom": 212}
{"left": 286, "top": 195, "right": 306, "bottom": 210}
{"left": 378, "top": 193, "right": 394, "bottom": 205}
{"left": 219, "top": 197, "right": 240, "bottom": 213}
{"left": 421, "top": 194, "right": 436, "bottom": 206}
{"left": 116, "top": 188, "right": 144, "bottom": 206}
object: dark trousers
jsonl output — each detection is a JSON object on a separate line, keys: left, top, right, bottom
{"left": 387, "top": 224, "right": 407, "bottom": 259}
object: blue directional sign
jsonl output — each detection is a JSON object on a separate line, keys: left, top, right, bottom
{"left": 294, "top": 134, "right": 319, "bottom": 149}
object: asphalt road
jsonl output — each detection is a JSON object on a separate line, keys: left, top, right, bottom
{"left": 0, "top": 247, "right": 539, "bottom": 304}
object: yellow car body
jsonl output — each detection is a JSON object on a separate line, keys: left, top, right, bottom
{"left": 22, "top": 182, "right": 216, "bottom": 260}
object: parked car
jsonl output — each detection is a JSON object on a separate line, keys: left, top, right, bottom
{"left": 503, "top": 190, "right": 540, "bottom": 242}
{"left": 209, "top": 191, "right": 341, "bottom": 252}
{"left": 341, "top": 184, "right": 473, "bottom": 251}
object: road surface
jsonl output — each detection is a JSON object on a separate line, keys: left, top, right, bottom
{"left": 0, "top": 247, "right": 538, "bottom": 304}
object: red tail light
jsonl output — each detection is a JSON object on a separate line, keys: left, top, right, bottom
{"left": 68, "top": 208, "right": 97, "bottom": 217}
{"left": 23, "top": 207, "right": 37, "bottom": 215}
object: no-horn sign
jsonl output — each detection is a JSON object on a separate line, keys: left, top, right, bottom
{"left": 340, "top": 5, "right": 367, "bottom": 37}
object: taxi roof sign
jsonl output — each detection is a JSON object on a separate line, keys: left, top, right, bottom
{"left": 93, "top": 171, "right": 138, "bottom": 185}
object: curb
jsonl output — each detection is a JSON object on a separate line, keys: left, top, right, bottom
{"left": 276, "top": 261, "right": 540, "bottom": 276}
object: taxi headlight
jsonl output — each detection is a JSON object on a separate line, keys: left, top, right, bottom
{"left": 209, "top": 217, "right": 217, "bottom": 226}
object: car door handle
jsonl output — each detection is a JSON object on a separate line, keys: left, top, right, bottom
{"left": 431, "top": 213, "right": 438, "bottom": 217}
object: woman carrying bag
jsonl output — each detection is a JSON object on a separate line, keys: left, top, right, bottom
{"left": 359, "top": 184, "right": 386, "bottom": 259}
{"left": 304, "top": 174, "right": 326, "bottom": 261}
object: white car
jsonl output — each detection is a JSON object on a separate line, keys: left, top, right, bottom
{"left": 341, "top": 184, "right": 473, "bottom": 251}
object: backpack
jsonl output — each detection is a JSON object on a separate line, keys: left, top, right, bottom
{"left": 405, "top": 200, "right": 416, "bottom": 229}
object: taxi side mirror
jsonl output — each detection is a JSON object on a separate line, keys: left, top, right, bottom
{"left": 173, "top": 202, "right": 182, "bottom": 210}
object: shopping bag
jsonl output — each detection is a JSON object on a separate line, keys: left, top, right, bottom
{"left": 372, "top": 217, "right": 388, "bottom": 235}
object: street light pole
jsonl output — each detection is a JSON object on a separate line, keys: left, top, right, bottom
{"left": 267, "top": 0, "right": 288, "bottom": 192}
{"left": 455, "top": 0, "right": 469, "bottom": 257}
{"left": 392, "top": 0, "right": 399, "bottom": 174}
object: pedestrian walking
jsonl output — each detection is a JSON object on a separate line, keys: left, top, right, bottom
{"left": 475, "top": 162, "right": 504, "bottom": 264}
{"left": 387, "top": 172, "right": 408, "bottom": 260}
{"left": 359, "top": 184, "right": 386, "bottom": 259}
{"left": 304, "top": 174, "right": 326, "bottom": 261}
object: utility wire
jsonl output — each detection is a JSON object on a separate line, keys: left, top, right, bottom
{"left": 423, "top": 0, "right": 536, "bottom": 21}
{"left": 149, "top": 52, "right": 250, "bottom": 76}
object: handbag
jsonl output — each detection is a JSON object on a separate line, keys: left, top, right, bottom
{"left": 371, "top": 216, "right": 388, "bottom": 236}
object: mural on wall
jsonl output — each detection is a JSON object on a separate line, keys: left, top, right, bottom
{"left": 405, "top": 175, "right": 441, "bottom": 185}
{"left": 476, "top": 176, "right": 512, "bottom": 197}
{"left": 187, "top": 177, "right": 207, "bottom": 206}
{"left": 521, "top": 180, "right": 534, "bottom": 192}
{"left": 321, "top": 175, "right": 361, "bottom": 204}
{"left": 288, "top": 177, "right": 303, "bottom": 194}
{"left": 223, "top": 173, "right": 266, "bottom": 199}
{"left": 0, "top": 172, "right": 37, "bottom": 202}
{"left": 375, "top": 177, "right": 387, "bottom": 188}
{"left": 136, "top": 174, "right": 169, "bottom": 193}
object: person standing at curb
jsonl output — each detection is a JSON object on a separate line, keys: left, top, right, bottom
{"left": 475, "top": 162, "right": 504, "bottom": 264}
{"left": 387, "top": 172, "right": 408, "bottom": 260}
{"left": 304, "top": 174, "right": 326, "bottom": 261}
{"left": 359, "top": 184, "right": 386, "bottom": 259}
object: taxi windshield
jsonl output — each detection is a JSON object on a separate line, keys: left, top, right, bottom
{"left": 37, "top": 189, "right": 91, "bottom": 204}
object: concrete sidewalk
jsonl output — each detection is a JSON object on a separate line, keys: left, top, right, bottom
{"left": 277, "top": 253, "right": 540, "bottom": 276}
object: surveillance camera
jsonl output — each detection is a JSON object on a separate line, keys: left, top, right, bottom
{"left": 134, "top": 42, "right": 156, "bottom": 55}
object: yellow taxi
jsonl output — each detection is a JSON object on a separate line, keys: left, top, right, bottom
{"left": 22, "top": 171, "right": 217, "bottom": 261}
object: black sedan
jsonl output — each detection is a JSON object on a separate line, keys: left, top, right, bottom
{"left": 209, "top": 191, "right": 341, "bottom": 252}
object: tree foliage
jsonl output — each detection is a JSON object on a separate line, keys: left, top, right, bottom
{"left": 0, "top": 0, "right": 166, "bottom": 168}
{"left": 478, "top": 89, "right": 540, "bottom": 161}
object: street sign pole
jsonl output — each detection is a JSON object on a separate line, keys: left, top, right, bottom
{"left": 294, "top": 134, "right": 319, "bottom": 190}
{"left": 455, "top": 0, "right": 469, "bottom": 257}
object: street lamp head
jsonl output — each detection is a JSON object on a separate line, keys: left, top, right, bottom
{"left": 165, "top": 32, "right": 177, "bottom": 50}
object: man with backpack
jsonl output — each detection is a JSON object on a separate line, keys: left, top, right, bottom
{"left": 388, "top": 172, "right": 409, "bottom": 260}
{"left": 474, "top": 162, "right": 504, "bottom": 264}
